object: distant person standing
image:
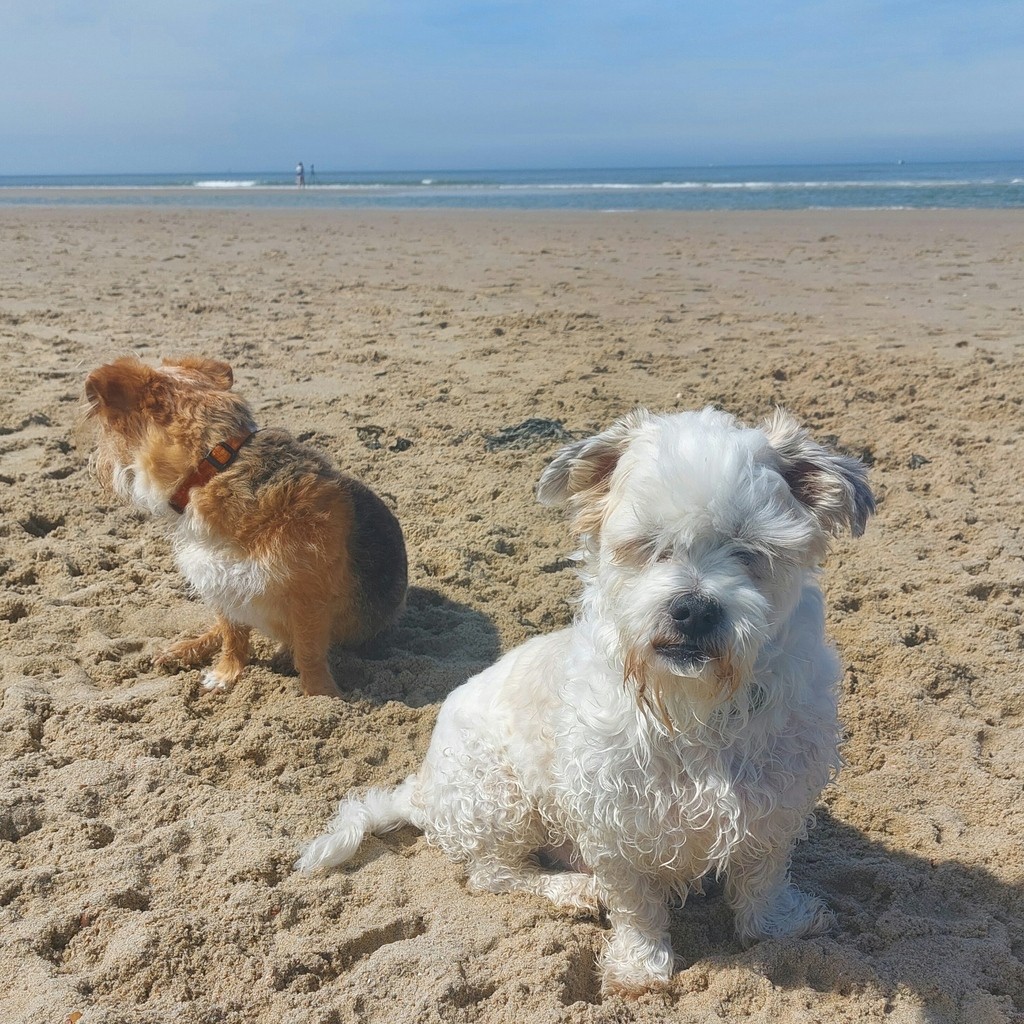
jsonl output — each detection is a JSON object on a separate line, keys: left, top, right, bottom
{"left": 296, "top": 161, "right": 305, "bottom": 188}
{"left": 309, "top": 163, "right": 316, "bottom": 185}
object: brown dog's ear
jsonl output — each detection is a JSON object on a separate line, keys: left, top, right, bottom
{"left": 84, "top": 358, "right": 156, "bottom": 416}
{"left": 763, "top": 409, "right": 875, "bottom": 537}
{"left": 162, "top": 356, "right": 233, "bottom": 390}
{"left": 537, "top": 408, "right": 651, "bottom": 537}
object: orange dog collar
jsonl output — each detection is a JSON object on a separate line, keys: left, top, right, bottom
{"left": 169, "top": 431, "right": 257, "bottom": 514}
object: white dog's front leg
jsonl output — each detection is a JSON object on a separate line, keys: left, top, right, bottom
{"left": 597, "top": 873, "right": 674, "bottom": 995}
{"left": 725, "top": 843, "right": 832, "bottom": 944}
{"left": 466, "top": 858, "right": 603, "bottom": 915}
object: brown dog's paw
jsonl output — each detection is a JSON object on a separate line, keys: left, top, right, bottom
{"left": 299, "top": 670, "right": 342, "bottom": 698}
{"left": 301, "top": 679, "right": 342, "bottom": 698}
{"left": 200, "top": 668, "right": 241, "bottom": 694}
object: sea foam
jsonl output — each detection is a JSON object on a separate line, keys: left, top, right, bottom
{"left": 193, "top": 180, "right": 257, "bottom": 188}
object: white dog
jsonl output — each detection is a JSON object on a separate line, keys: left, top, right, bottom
{"left": 296, "top": 407, "right": 874, "bottom": 994}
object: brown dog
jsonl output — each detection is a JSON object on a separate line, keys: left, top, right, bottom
{"left": 84, "top": 355, "right": 408, "bottom": 696}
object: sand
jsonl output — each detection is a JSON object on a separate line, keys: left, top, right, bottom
{"left": 1, "top": 207, "right": 1022, "bottom": 1024}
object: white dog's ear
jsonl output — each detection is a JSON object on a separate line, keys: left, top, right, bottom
{"left": 538, "top": 409, "right": 651, "bottom": 535}
{"left": 763, "top": 409, "right": 875, "bottom": 537}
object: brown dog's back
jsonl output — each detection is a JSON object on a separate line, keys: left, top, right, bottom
{"left": 345, "top": 477, "right": 408, "bottom": 643}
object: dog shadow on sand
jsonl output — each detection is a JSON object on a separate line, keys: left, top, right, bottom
{"left": 667, "top": 807, "right": 1022, "bottom": 1023}
{"left": 326, "top": 585, "right": 503, "bottom": 708}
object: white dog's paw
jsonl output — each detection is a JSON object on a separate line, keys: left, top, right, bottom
{"left": 736, "top": 883, "right": 834, "bottom": 943}
{"left": 600, "top": 929, "right": 675, "bottom": 997}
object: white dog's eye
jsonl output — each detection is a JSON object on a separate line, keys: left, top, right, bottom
{"left": 735, "top": 548, "right": 767, "bottom": 573}
{"left": 613, "top": 537, "right": 660, "bottom": 566}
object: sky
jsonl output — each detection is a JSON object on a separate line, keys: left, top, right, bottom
{"left": 2, "top": 0, "right": 1022, "bottom": 174}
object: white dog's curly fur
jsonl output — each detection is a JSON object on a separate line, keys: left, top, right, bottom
{"left": 296, "top": 406, "right": 874, "bottom": 994}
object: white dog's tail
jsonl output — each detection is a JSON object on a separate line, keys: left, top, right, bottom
{"left": 294, "top": 776, "right": 418, "bottom": 874}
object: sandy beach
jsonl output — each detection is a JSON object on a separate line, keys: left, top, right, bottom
{"left": 1, "top": 207, "right": 1022, "bottom": 1024}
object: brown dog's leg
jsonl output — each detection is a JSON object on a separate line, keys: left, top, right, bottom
{"left": 288, "top": 613, "right": 339, "bottom": 697}
{"left": 202, "top": 617, "right": 252, "bottom": 693}
{"left": 154, "top": 624, "right": 224, "bottom": 670}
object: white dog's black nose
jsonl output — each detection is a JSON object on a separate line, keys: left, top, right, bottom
{"left": 669, "top": 593, "right": 724, "bottom": 639}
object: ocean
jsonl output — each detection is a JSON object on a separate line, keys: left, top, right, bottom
{"left": 0, "top": 162, "right": 1020, "bottom": 211}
